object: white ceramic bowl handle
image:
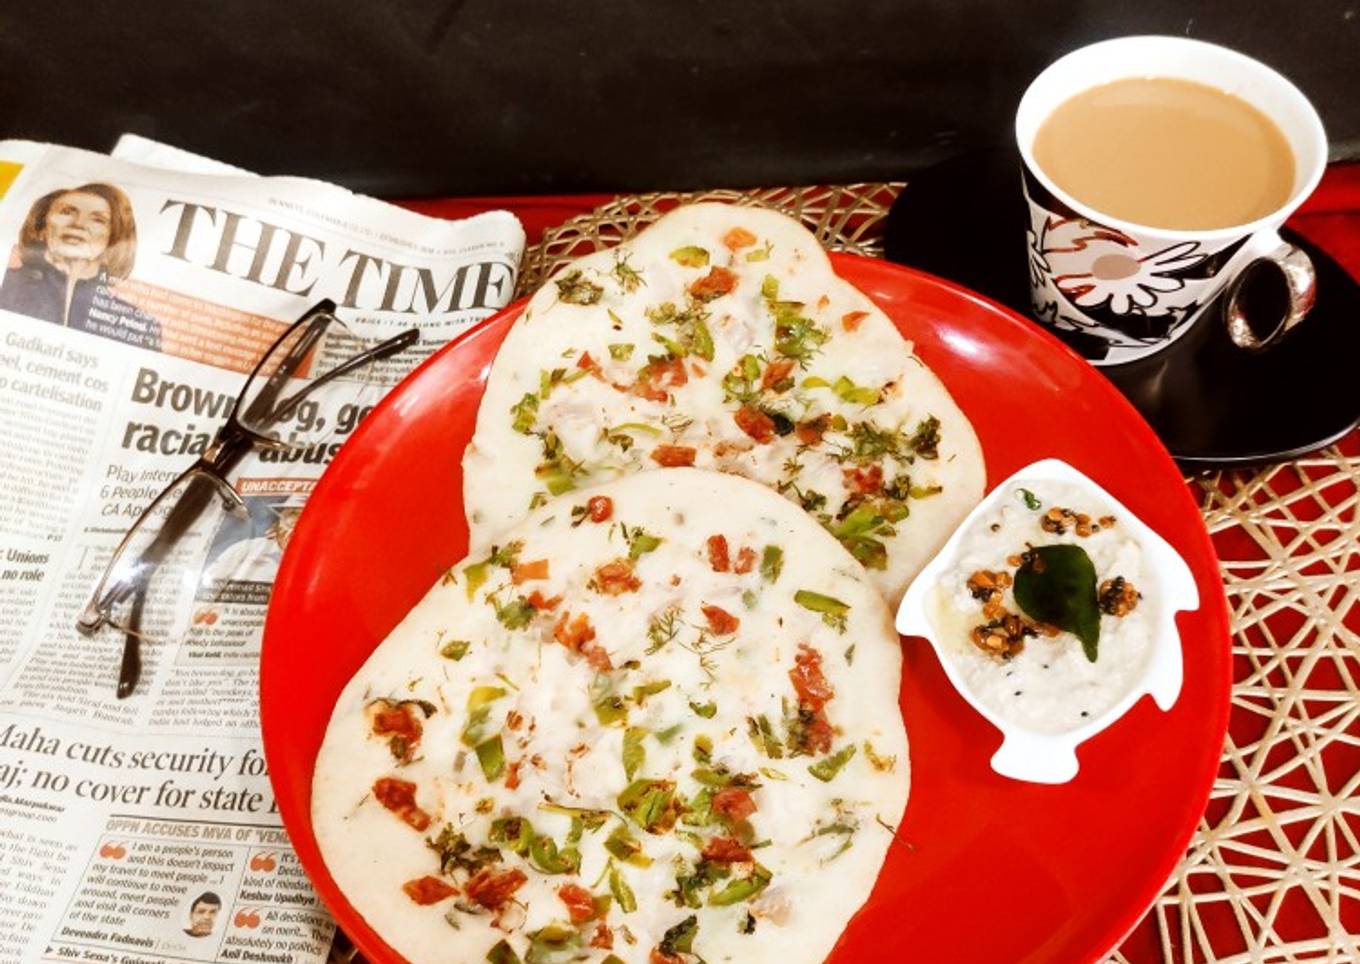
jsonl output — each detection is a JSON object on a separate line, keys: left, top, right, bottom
{"left": 991, "top": 733, "right": 1079, "bottom": 785}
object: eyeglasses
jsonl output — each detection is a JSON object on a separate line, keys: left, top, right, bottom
{"left": 76, "top": 299, "right": 418, "bottom": 698}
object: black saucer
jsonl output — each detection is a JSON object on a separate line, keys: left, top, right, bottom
{"left": 883, "top": 148, "right": 1360, "bottom": 469}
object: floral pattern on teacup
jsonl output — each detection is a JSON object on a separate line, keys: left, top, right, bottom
{"left": 1043, "top": 220, "right": 1208, "bottom": 315}
{"left": 1023, "top": 182, "right": 1251, "bottom": 364}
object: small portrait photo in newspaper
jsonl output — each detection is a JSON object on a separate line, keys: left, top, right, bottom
{"left": 183, "top": 890, "right": 222, "bottom": 939}
{"left": 0, "top": 179, "right": 162, "bottom": 349}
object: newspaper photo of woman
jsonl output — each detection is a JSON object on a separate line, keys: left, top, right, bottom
{"left": 0, "top": 182, "right": 161, "bottom": 349}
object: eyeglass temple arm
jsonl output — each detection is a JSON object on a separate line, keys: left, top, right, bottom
{"left": 237, "top": 299, "right": 337, "bottom": 428}
{"left": 117, "top": 589, "right": 149, "bottom": 699}
{"left": 267, "top": 327, "right": 419, "bottom": 425}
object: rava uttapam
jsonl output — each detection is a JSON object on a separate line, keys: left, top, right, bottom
{"left": 313, "top": 469, "right": 909, "bottom": 963}
{"left": 463, "top": 202, "right": 984, "bottom": 606}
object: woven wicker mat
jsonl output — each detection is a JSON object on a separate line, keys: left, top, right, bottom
{"left": 330, "top": 186, "right": 1360, "bottom": 963}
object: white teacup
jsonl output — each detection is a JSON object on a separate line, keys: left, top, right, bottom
{"left": 1016, "top": 36, "right": 1327, "bottom": 366}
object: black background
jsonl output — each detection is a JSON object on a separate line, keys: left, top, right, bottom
{"left": 1, "top": 1, "right": 1355, "bottom": 197}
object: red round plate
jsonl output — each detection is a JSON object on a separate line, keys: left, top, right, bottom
{"left": 261, "top": 254, "right": 1230, "bottom": 964}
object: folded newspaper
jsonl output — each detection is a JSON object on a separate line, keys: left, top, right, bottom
{"left": 0, "top": 138, "right": 526, "bottom": 964}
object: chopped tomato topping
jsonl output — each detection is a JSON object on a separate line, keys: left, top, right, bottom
{"left": 651, "top": 444, "right": 697, "bottom": 467}
{"left": 842, "top": 310, "right": 870, "bottom": 332}
{"left": 706, "top": 534, "right": 731, "bottom": 572}
{"left": 712, "top": 787, "right": 757, "bottom": 823}
{"left": 505, "top": 760, "right": 522, "bottom": 790}
{"left": 689, "top": 265, "right": 739, "bottom": 300}
{"left": 465, "top": 868, "right": 527, "bottom": 910}
{"left": 527, "top": 590, "right": 562, "bottom": 611}
{"left": 634, "top": 356, "right": 688, "bottom": 402}
{"left": 594, "top": 559, "right": 642, "bottom": 595}
{"left": 803, "top": 709, "right": 834, "bottom": 755}
{"left": 701, "top": 604, "right": 740, "bottom": 635}
{"left": 580, "top": 638, "right": 613, "bottom": 672}
{"left": 553, "top": 610, "right": 613, "bottom": 670}
{"left": 587, "top": 495, "right": 613, "bottom": 522}
{"left": 372, "top": 777, "right": 431, "bottom": 831}
{"left": 651, "top": 950, "right": 685, "bottom": 964}
{"left": 733, "top": 546, "right": 756, "bottom": 574}
{"left": 796, "top": 414, "right": 830, "bottom": 446}
{"left": 701, "top": 836, "right": 754, "bottom": 863}
{"left": 554, "top": 611, "right": 598, "bottom": 651}
{"left": 590, "top": 923, "right": 615, "bottom": 950}
{"left": 577, "top": 351, "right": 602, "bottom": 375}
{"left": 371, "top": 703, "right": 421, "bottom": 745}
{"left": 723, "top": 226, "right": 758, "bottom": 250}
{"left": 790, "top": 644, "right": 834, "bottom": 709}
{"left": 842, "top": 464, "right": 884, "bottom": 496}
{"left": 402, "top": 875, "right": 457, "bottom": 905}
{"left": 761, "top": 358, "right": 796, "bottom": 391}
{"left": 511, "top": 559, "right": 550, "bottom": 584}
{"left": 557, "top": 884, "right": 597, "bottom": 924}
{"left": 733, "top": 406, "right": 776, "bottom": 444}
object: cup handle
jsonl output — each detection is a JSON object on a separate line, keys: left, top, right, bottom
{"left": 1223, "top": 237, "right": 1316, "bottom": 351}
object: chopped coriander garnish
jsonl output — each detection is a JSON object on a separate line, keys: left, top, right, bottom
{"left": 490, "top": 593, "right": 536, "bottom": 630}
{"left": 1019, "top": 487, "right": 1042, "bottom": 510}
{"left": 555, "top": 270, "right": 603, "bottom": 305}
{"left": 794, "top": 589, "right": 851, "bottom": 632}
{"left": 745, "top": 241, "right": 773, "bottom": 262}
{"left": 474, "top": 734, "right": 505, "bottom": 782}
{"left": 462, "top": 686, "right": 508, "bottom": 747}
{"left": 622, "top": 523, "right": 664, "bottom": 560}
{"left": 440, "top": 639, "right": 471, "bottom": 660}
{"left": 612, "top": 254, "right": 645, "bottom": 292}
{"left": 608, "top": 342, "right": 636, "bottom": 361}
{"left": 669, "top": 246, "right": 710, "bottom": 268}
{"left": 833, "top": 375, "right": 882, "bottom": 406}
{"left": 646, "top": 301, "right": 714, "bottom": 362}
{"left": 617, "top": 779, "right": 679, "bottom": 834}
{"left": 622, "top": 726, "right": 648, "bottom": 780}
{"left": 486, "top": 939, "right": 522, "bottom": 964}
{"left": 593, "top": 689, "right": 629, "bottom": 727}
{"left": 689, "top": 699, "right": 717, "bottom": 719}
{"left": 609, "top": 865, "right": 637, "bottom": 913}
{"left": 632, "top": 680, "right": 672, "bottom": 704}
{"left": 510, "top": 392, "right": 539, "bottom": 434}
{"left": 708, "top": 865, "right": 771, "bottom": 906}
{"left": 659, "top": 915, "right": 700, "bottom": 953}
{"left": 760, "top": 545, "right": 784, "bottom": 582}
{"left": 604, "top": 824, "right": 653, "bottom": 867}
{"left": 828, "top": 504, "right": 896, "bottom": 571}
{"left": 747, "top": 714, "right": 784, "bottom": 759}
{"left": 808, "top": 744, "right": 857, "bottom": 782}
{"left": 721, "top": 353, "right": 763, "bottom": 405}
{"left": 909, "top": 415, "right": 942, "bottom": 460}
{"left": 462, "top": 560, "right": 491, "bottom": 601}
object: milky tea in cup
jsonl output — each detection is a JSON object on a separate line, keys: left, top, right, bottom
{"left": 1016, "top": 37, "right": 1327, "bottom": 365}
{"left": 1033, "top": 77, "right": 1295, "bottom": 232}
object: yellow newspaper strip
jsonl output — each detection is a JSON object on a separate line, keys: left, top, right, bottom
{"left": 0, "top": 161, "right": 23, "bottom": 199}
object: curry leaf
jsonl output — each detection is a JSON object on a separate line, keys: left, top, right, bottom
{"left": 1013, "top": 544, "right": 1101, "bottom": 661}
